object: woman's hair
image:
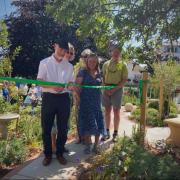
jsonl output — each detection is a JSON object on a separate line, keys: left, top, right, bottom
{"left": 68, "top": 43, "right": 75, "bottom": 53}
{"left": 81, "top": 49, "right": 93, "bottom": 58}
{"left": 86, "top": 53, "right": 99, "bottom": 72}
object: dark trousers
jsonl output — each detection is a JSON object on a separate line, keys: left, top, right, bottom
{"left": 41, "top": 92, "right": 70, "bottom": 157}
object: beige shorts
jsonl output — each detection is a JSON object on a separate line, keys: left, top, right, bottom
{"left": 102, "top": 88, "right": 123, "bottom": 109}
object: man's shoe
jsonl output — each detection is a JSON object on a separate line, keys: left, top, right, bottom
{"left": 42, "top": 156, "right": 52, "bottom": 166}
{"left": 92, "top": 144, "right": 101, "bottom": 154}
{"left": 63, "top": 147, "right": 69, "bottom": 153}
{"left": 57, "top": 155, "right": 67, "bottom": 165}
{"left": 101, "top": 134, "right": 110, "bottom": 141}
{"left": 75, "top": 139, "right": 81, "bottom": 144}
{"left": 112, "top": 134, "right": 118, "bottom": 143}
{"left": 84, "top": 144, "right": 91, "bottom": 154}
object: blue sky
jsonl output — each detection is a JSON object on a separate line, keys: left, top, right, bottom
{"left": 0, "top": 0, "right": 16, "bottom": 19}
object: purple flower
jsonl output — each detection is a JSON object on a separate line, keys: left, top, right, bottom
{"left": 96, "top": 166, "right": 104, "bottom": 173}
{"left": 75, "top": 156, "right": 80, "bottom": 163}
{"left": 99, "top": 140, "right": 105, "bottom": 146}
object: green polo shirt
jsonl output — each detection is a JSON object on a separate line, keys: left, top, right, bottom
{"left": 102, "top": 59, "right": 128, "bottom": 85}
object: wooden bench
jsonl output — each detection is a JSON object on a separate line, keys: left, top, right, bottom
{"left": 164, "top": 118, "right": 180, "bottom": 147}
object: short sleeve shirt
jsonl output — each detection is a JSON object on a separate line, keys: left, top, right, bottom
{"left": 102, "top": 59, "right": 128, "bottom": 85}
{"left": 37, "top": 55, "right": 74, "bottom": 94}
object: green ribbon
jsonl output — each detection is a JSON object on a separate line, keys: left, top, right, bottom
{"left": 139, "top": 80, "right": 150, "bottom": 104}
{"left": 0, "top": 77, "right": 116, "bottom": 89}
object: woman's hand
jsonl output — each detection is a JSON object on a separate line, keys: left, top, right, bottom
{"left": 75, "top": 77, "right": 83, "bottom": 94}
{"left": 74, "top": 92, "right": 80, "bottom": 106}
{"left": 72, "top": 86, "right": 81, "bottom": 94}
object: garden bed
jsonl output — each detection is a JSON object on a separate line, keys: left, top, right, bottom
{"left": 128, "top": 101, "right": 179, "bottom": 127}
{"left": 0, "top": 147, "right": 41, "bottom": 179}
{"left": 0, "top": 103, "right": 77, "bottom": 179}
{"left": 78, "top": 136, "right": 180, "bottom": 180}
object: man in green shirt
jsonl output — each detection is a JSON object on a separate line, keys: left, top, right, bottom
{"left": 102, "top": 46, "right": 128, "bottom": 142}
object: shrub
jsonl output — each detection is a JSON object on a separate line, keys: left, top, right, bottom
{"left": 129, "top": 108, "right": 141, "bottom": 121}
{"left": 0, "top": 106, "right": 43, "bottom": 167}
{"left": 148, "top": 100, "right": 159, "bottom": 110}
{"left": 18, "top": 113, "right": 42, "bottom": 147}
{"left": 0, "top": 97, "right": 9, "bottom": 114}
{"left": 130, "top": 108, "right": 163, "bottom": 127}
{"left": 0, "top": 96, "right": 20, "bottom": 114}
{"left": 0, "top": 138, "right": 27, "bottom": 166}
{"left": 0, "top": 140, "right": 6, "bottom": 165}
{"left": 147, "top": 108, "right": 164, "bottom": 126}
{"left": 122, "top": 95, "right": 138, "bottom": 106}
{"left": 169, "top": 102, "right": 178, "bottom": 118}
{"left": 89, "top": 136, "right": 180, "bottom": 179}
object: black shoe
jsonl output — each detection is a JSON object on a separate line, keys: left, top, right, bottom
{"left": 112, "top": 134, "right": 118, "bottom": 143}
{"left": 42, "top": 156, "right": 52, "bottom": 166}
{"left": 57, "top": 155, "right": 67, "bottom": 165}
{"left": 63, "top": 147, "right": 69, "bottom": 153}
{"left": 75, "top": 139, "right": 81, "bottom": 144}
{"left": 101, "top": 134, "right": 110, "bottom": 141}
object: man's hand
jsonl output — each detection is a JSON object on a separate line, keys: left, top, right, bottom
{"left": 109, "top": 88, "right": 118, "bottom": 95}
{"left": 53, "top": 86, "right": 64, "bottom": 92}
{"left": 105, "top": 89, "right": 113, "bottom": 96}
{"left": 105, "top": 84, "right": 122, "bottom": 96}
{"left": 67, "top": 83, "right": 78, "bottom": 92}
{"left": 67, "top": 86, "right": 75, "bottom": 91}
{"left": 105, "top": 88, "right": 117, "bottom": 96}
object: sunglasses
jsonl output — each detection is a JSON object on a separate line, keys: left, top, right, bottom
{"left": 67, "top": 51, "right": 74, "bottom": 55}
{"left": 81, "top": 55, "right": 88, "bottom": 58}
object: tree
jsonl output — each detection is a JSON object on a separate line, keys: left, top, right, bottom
{"left": 47, "top": 0, "right": 180, "bottom": 60}
{"left": 151, "top": 61, "right": 180, "bottom": 119}
{"left": 0, "top": 20, "right": 20, "bottom": 76}
{"left": 6, "top": 0, "right": 96, "bottom": 78}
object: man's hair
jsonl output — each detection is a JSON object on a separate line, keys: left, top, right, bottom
{"left": 108, "top": 40, "right": 121, "bottom": 53}
{"left": 111, "top": 45, "right": 121, "bottom": 51}
{"left": 54, "top": 38, "right": 69, "bottom": 50}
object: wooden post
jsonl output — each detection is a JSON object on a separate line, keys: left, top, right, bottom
{"left": 140, "top": 71, "right": 148, "bottom": 146}
{"left": 159, "top": 80, "right": 164, "bottom": 120}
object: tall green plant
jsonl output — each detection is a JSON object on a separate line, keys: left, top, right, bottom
{"left": 0, "top": 20, "right": 21, "bottom": 77}
{"left": 151, "top": 61, "right": 179, "bottom": 118}
{"left": 0, "top": 138, "right": 27, "bottom": 166}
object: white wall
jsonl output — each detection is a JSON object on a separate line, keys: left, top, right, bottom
{"left": 127, "top": 62, "right": 142, "bottom": 81}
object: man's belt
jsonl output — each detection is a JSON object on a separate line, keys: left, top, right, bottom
{"left": 43, "top": 92, "right": 69, "bottom": 96}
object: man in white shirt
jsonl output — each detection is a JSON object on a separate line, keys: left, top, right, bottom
{"left": 37, "top": 39, "right": 74, "bottom": 166}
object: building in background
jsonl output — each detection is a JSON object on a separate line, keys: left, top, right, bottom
{"left": 160, "top": 40, "right": 180, "bottom": 61}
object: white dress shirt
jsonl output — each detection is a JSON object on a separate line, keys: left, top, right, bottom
{"left": 37, "top": 55, "right": 74, "bottom": 94}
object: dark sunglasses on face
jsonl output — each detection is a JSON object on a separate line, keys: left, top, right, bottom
{"left": 67, "top": 51, "right": 74, "bottom": 55}
{"left": 81, "top": 55, "right": 88, "bottom": 58}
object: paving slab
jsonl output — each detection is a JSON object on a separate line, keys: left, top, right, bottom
{"left": 9, "top": 174, "right": 32, "bottom": 180}
{"left": 146, "top": 127, "right": 170, "bottom": 145}
{"left": 9, "top": 139, "right": 113, "bottom": 180}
